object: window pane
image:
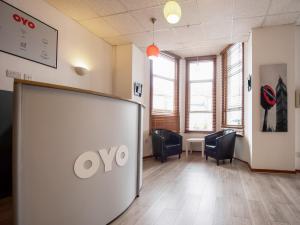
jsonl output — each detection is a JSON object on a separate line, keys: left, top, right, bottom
{"left": 189, "top": 61, "right": 213, "bottom": 81}
{"left": 225, "top": 42, "right": 243, "bottom": 127}
{"left": 228, "top": 43, "right": 242, "bottom": 67}
{"left": 153, "top": 76, "right": 174, "bottom": 112}
{"left": 189, "top": 112, "right": 212, "bottom": 131}
{"left": 226, "top": 110, "right": 242, "bottom": 126}
{"left": 227, "top": 73, "right": 242, "bottom": 109}
{"left": 190, "top": 82, "right": 212, "bottom": 111}
{"left": 152, "top": 55, "right": 175, "bottom": 79}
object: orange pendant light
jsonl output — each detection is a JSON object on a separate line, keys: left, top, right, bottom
{"left": 146, "top": 18, "right": 160, "bottom": 60}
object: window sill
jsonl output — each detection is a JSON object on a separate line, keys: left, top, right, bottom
{"left": 184, "top": 130, "right": 215, "bottom": 134}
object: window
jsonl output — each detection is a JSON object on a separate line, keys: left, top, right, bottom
{"left": 221, "top": 43, "right": 244, "bottom": 134}
{"left": 150, "top": 53, "right": 179, "bottom": 132}
{"left": 185, "top": 56, "right": 216, "bottom": 132}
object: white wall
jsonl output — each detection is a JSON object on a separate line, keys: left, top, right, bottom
{"left": 113, "top": 45, "right": 132, "bottom": 99}
{"left": 295, "top": 26, "right": 300, "bottom": 170}
{"left": 0, "top": 0, "right": 113, "bottom": 93}
{"left": 251, "top": 25, "right": 296, "bottom": 171}
{"left": 143, "top": 59, "right": 152, "bottom": 157}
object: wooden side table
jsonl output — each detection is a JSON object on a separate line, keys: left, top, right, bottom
{"left": 186, "top": 138, "right": 205, "bottom": 158}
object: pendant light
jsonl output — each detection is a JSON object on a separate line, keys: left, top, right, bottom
{"left": 146, "top": 18, "right": 160, "bottom": 60}
{"left": 163, "top": 1, "right": 182, "bottom": 24}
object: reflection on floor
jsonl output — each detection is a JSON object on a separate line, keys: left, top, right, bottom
{"left": 1, "top": 153, "right": 300, "bottom": 225}
{"left": 111, "top": 153, "right": 300, "bottom": 225}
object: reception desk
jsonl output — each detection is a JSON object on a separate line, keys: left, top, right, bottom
{"left": 13, "top": 80, "right": 144, "bottom": 225}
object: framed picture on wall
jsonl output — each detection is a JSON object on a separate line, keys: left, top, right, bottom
{"left": 0, "top": 0, "right": 58, "bottom": 68}
{"left": 260, "top": 64, "right": 287, "bottom": 132}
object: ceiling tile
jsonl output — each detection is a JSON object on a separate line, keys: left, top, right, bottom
{"left": 269, "top": 0, "right": 300, "bottom": 14}
{"left": 79, "top": 18, "right": 120, "bottom": 37}
{"left": 233, "top": 16, "right": 264, "bottom": 36}
{"left": 118, "top": 0, "right": 162, "bottom": 11}
{"left": 130, "top": 1, "right": 201, "bottom": 31}
{"left": 103, "top": 13, "right": 145, "bottom": 34}
{"left": 200, "top": 20, "right": 232, "bottom": 40}
{"left": 124, "top": 32, "right": 153, "bottom": 47}
{"left": 172, "top": 25, "right": 203, "bottom": 43}
{"left": 102, "top": 36, "right": 131, "bottom": 45}
{"left": 47, "top": 0, "right": 98, "bottom": 21}
{"left": 85, "top": 0, "right": 127, "bottom": 16}
{"left": 233, "top": 0, "right": 270, "bottom": 18}
{"left": 196, "top": 0, "right": 234, "bottom": 23}
{"left": 263, "top": 13, "right": 300, "bottom": 27}
{"left": 130, "top": 5, "right": 172, "bottom": 31}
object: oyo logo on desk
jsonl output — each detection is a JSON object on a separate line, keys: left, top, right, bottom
{"left": 74, "top": 145, "right": 129, "bottom": 179}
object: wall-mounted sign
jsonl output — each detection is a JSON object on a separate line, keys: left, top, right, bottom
{"left": 0, "top": 0, "right": 58, "bottom": 68}
{"left": 134, "top": 82, "right": 143, "bottom": 97}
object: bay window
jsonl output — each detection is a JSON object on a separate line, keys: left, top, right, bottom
{"left": 185, "top": 56, "right": 216, "bottom": 132}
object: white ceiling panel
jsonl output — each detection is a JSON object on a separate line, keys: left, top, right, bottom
{"left": 196, "top": 0, "right": 234, "bottom": 23}
{"left": 130, "top": 5, "right": 173, "bottom": 31}
{"left": 233, "top": 16, "right": 264, "bottom": 36}
{"left": 130, "top": 1, "right": 202, "bottom": 31}
{"left": 269, "top": 0, "right": 300, "bottom": 14}
{"left": 124, "top": 32, "right": 153, "bottom": 47}
{"left": 103, "top": 13, "right": 145, "bottom": 34}
{"left": 45, "top": 0, "right": 300, "bottom": 57}
{"left": 47, "top": 0, "right": 98, "bottom": 21}
{"left": 118, "top": 0, "right": 162, "bottom": 11}
{"left": 263, "top": 13, "right": 299, "bottom": 26}
{"left": 200, "top": 20, "right": 232, "bottom": 40}
{"left": 102, "top": 36, "right": 131, "bottom": 45}
{"left": 172, "top": 25, "right": 203, "bottom": 43}
{"left": 79, "top": 18, "right": 120, "bottom": 37}
{"left": 85, "top": 0, "right": 127, "bottom": 16}
{"left": 233, "top": 0, "right": 270, "bottom": 18}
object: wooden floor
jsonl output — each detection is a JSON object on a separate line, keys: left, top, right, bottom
{"left": 111, "top": 154, "right": 300, "bottom": 225}
{"left": 1, "top": 154, "right": 300, "bottom": 225}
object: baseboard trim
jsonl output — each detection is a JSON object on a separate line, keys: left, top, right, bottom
{"left": 251, "top": 168, "right": 296, "bottom": 174}
{"left": 143, "top": 155, "right": 153, "bottom": 159}
{"left": 234, "top": 157, "right": 297, "bottom": 174}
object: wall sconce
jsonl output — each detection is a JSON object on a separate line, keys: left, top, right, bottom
{"left": 74, "top": 66, "right": 88, "bottom": 76}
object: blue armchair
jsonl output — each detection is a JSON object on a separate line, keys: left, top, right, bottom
{"left": 204, "top": 129, "right": 236, "bottom": 165}
{"left": 152, "top": 129, "right": 182, "bottom": 162}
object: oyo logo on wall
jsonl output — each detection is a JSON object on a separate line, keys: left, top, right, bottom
{"left": 12, "top": 13, "right": 36, "bottom": 29}
{"left": 74, "top": 145, "right": 129, "bottom": 179}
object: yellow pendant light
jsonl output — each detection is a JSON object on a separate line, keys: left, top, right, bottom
{"left": 163, "top": 1, "right": 182, "bottom": 24}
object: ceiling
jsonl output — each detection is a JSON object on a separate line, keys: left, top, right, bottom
{"left": 46, "top": 0, "right": 300, "bottom": 57}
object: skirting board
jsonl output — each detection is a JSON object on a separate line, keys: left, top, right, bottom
{"left": 234, "top": 158, "right": 297, "bottom": 174}
{"left": 143, "top": 154, "right": 298, "bottom": 174}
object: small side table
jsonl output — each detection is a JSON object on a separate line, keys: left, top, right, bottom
{"left": 186, "top": 138, "right": 205, "bottom": 158}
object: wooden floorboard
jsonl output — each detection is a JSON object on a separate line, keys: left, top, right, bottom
{"left": 111, "top": 154, "right": 300, "bottom": 225}
{"left": 1, "top": 153, "right": 300, "bottom": 225}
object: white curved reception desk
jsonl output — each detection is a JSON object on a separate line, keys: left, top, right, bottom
{"left": 13, "top": 80, "right": 144, "bottom": 225}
